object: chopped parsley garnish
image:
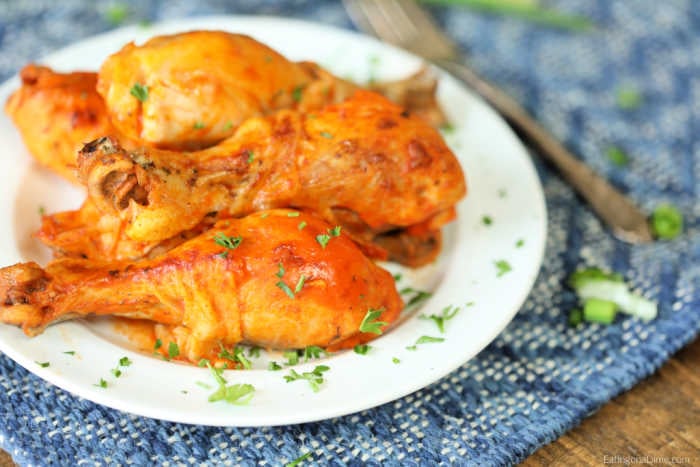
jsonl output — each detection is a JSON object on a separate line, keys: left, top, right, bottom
{"left": 392, "top": 273, "right": 402, "bottom": 282}
{"left": 494, "top": 260, "right": 512, "bottom": 277}
{"left": 406, "top": 345, "right": 417, "bottom": 351}
{"left": 287, "top": 211, "right": 300, "bottom": 217}
{"left": 498, "top": 188, "right": 508, "bottom": 198}
{"left": 392, "top": 357, "right": 401, "bottom": 364}
{"left": 193, "top": 121, "right": 206, "bottom": 129}
{"left": 153, "top": 338, "right": 162, "bottom": 351}
{"left": 616, "top": 86, "right": 643, "bottom": 110}
{"left": 420, "top": 304, "right": 460, "bottom": 333}
{"left": 94, "top": 378, "right": 108, "bottom": 388}
{"left": 353, "top": 344, "right": 371, "bottom": 355}
{"left": 415, "top": 335, "right": 445, "bottom": 345}
{"left": 119, "top": 356, "right": 132, "bottom": 367}
{"left": 298, "top": 221, "right": 307, "bottom": 230}
{"left": 268, "top": 361, "right": 283, "bottom": 371}
{"left": 168, "top": 342, "right": 180, "bottom": 359}
{"left": 130, "top": 83, "right": 148, "bottom": 102}
{"left": 284, "top": 365, "right": 330, "bottom": 392}
{"left": 38, "top": 205, "right": 46, "bottom": 216}
{"left": 303, "top": 346, "right": 326, "bottom": 361}
{"left": 248, "top": 347, "right": 261, "bottom": 358}
{"left": 111, "top": 368, "right": 122, "bottom": 378}
{"left": 319, "top": 131, "right": 334, "bottom": 139}
{"left": 276, "top": 281, "right": 296, "bottom": 299}
{"left": 606, "top": 146, "right": 629, "bottom": 167}
{"left": 105, "top": 3, "right": 128, "bottom": 25}
{"left": 315, "top": 226, "right": 341, "bottom": 249}
{"left": 198, "top": 358, "right": 209, "bottom": 367}
{"left": 283, "top": 350, "right": 299, "bottom": 366}
{"left": 35, "top": 361, "right": 50, "bottom": 368}
{"left": 482, "top": 215, "right": 493, "bottom": 226}
{"left": 276, "top": 262, "right": 285, "bottom": 278}
{"left": 440, "top": 122, "right": 455, "bottom": 134}
{"left": 516, "top": 239, "right": 525, "bottom": 248}
{"left": 651, "top": 203, "right": 683, "bottom": 240}
{"left": 359, "top": 308, "right": 388, "bottom": 334}
{"left": 294, "top": 275, "right": 307, "bottom": 294}
{"left": 286, "top": 452, "right": 312, "bottom": 467}
{"left": 63, "top": 351, "right": 76, "bottom": 356}
{"left": 218, "top": 345, "right": 252, "bottom": 370}
{"left": 214, "top": 232, "right": 242, "bottom": 250}
{"left": 206, "top": 363, "right": 255, "bottom": 405}
{"left": 246, "top": 150, "right": 254, "bottom": 164}
{"left": 400, "top": 287, "right": 432, "bottom": 309}
{"left": 292, "top": 85, "right": 304, "bottom": 103}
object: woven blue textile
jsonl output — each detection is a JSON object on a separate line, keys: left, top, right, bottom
{"left": 1, "top": 1, "right": 698, "bottom": 465}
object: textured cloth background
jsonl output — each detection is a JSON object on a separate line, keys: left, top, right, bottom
{"left": 1, "top": 1, "right": 699, "bottom": 465}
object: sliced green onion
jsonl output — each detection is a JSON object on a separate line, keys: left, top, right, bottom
{"left": 582, "top": 298, "right": 617, "bottom": 324}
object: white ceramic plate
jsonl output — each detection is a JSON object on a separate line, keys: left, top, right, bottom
{"left": 0, "top": 16, "right": 546, "bottom": 426}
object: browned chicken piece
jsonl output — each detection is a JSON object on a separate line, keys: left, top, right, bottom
{"left": 5, "top": 64, "right": 118, "bottom": 184}
{"left": 98, "top": 30, "right": 446, "bottom": 150}
{"left": 97, "top": 30, "right": 312, "bottom": 150}
{"left": 0, "top": 210, "right": 403, "bottom": 364}
{"left": 41, "top": 91, "right": 465, "bottom": 265}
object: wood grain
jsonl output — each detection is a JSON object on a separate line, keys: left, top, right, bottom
{"left": 0, "top": 338, "right": 698, "bottom": 466}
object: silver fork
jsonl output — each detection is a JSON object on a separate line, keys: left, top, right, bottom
{"left": 344, "top": 0, "right": 654, "bottom": 243}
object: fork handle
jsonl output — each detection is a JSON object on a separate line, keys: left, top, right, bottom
{"left": 435, "top": 58, "right": 653, "bottom": 243}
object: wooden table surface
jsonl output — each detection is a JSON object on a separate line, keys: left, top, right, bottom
{"left": 1, "top": 337, "right": 698, "bottom": 466}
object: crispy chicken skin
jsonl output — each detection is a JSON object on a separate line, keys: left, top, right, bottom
{"left": 5, "top": 65, "right": 117, "bottom": 184}
{"left": 0, "top": 210, "right": 403, "bottom": 363}
{"left": 97, "top": 30, "right": 312, "bottom": 150}
{"left": 41, "top": 91, "right": 464, "bottom": 264}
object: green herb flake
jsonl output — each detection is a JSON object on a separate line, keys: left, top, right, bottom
{"left": 294, "top": 274, "right": 307, "bottom": 294}
{"left": 105, "top": 3, "right": 128, "bottom": 25}
{"left": 111, "top": 368, "right": 122, "bottom": 378}
{"left": 303, "top": 345, "right": 326, "bottom": 361}
{"left": 63, "top": 351, "right": 76, "bottom": 356}
{"left": 319, "top": 131, "right": 334, "bottom": 139}
{"left": 516, "top": 239, "right": 525, "bottom": 248}
{"left": 606, "top": 146, "right": 630, "bottom": 167}
{"left": 214, "top": 232, "right": 243, "bottom": 252}
{"left": 353, "top": 344, "right": 371, "bottom": 355}
{"left": 268, "top": 361, "right": 283, "bottom": 371}
{"left": 316, "top": 233, "right": 331, "bottom": 248}
{"left": 494, "top": 260, "right": 512, "bottom": 277}
{"left": 286, "top": 452, "right": 312, "bottom": 467}
{"left": 329, "top": 226, "right": 342, "bottom": 237}
{"left": 401, "top": 287, "right": 433, "bottom": 309}
{"left": 392, "top": 357, "right": 401, "bottom": 364}
{"left": 198, "top": 358, "right": 209, "bottom": 368}
{"left": 651, "top": 203, "right": 683, "bottom": 240}
{"left": 168, "top": 342, "right": 180, "bottom": 359}
{"left": 359, "top": 308, "right": 388, "bottom": 334}
{"left": 287, "top": 211, "right": 300, "bottom": 217}
{"left": 276, "top": 262, "right": 285, "bottom": 278}
{"left": 406, "top": 345, "right": 417, "bottom": 351}
{"left": 392, "top": 273, "right": 402, "bottom": 282}
{"left": 420, "top": 304, "right": 460, "bottom": 333}
{"left": 248, "top": 347, "right": 261, "bottom": 358}
{"left": 246, "top": 150, "right": 254, "bottom": 164}
{"left": 276, "top": 281, "right": 296, "bottom": 299}
{"left": 206, "top": 363, "right": 255, "bottom": 405}
{"left": 153, "top": 338, "right": 162, "bottom": 351}
{"left": 292, "top": 86, "right": 304, "bottom": 103}
{"left": 498, "top": 188, "right": 508, "bottom": 198}
{"left": 94, "top": 378, "right": 108, "bottom": 389}
{"left": 616, "top": 86, "right": 643, "bottom": 110}
{"left": 35, "top": 361, "right": 50, "bottom": 368}
{"left": 440, "top": 122, "right": 455, "bottom": 134}
{"left": 193, "top": 121, "right": 206, "bottom": 129}
{"left": 284, "top": 365, "right": 330, "bottom": 392}
{"left": 130, "top": 83, "right": 148, "bottom": 102}
{"left": 38, "top": 205, "right": 46, "bottom": 216}
{"left": 415, "top": 335, "right": 445, "bottom": 345}
{"left": 298, "top": 221, "right": 307, "bottom": 230}
{"left": 482, "top": 215, "right": 493, "bottom": 226}
{"left": 218, "top": 345, "right": 252, "bottom": 370}
{"left": 283, "top": 350, "right": 299, "bottom": 366}
{"left": 118, "top": 356, "right": 132, "bottom": 367}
